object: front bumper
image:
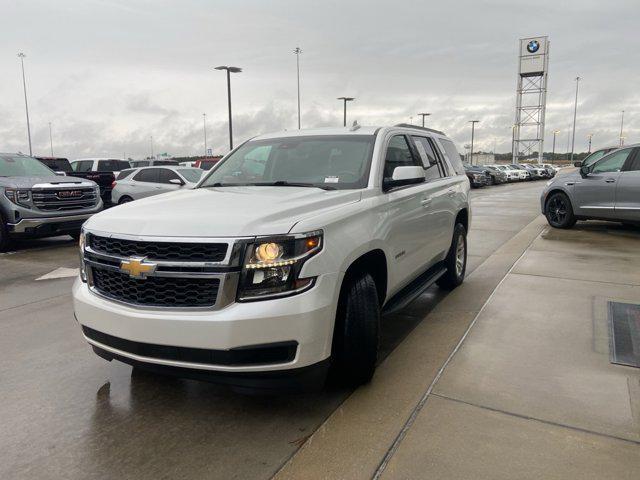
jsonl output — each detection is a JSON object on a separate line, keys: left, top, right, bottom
{"left": 8, "top": 212, "right": 96, "bottom": 234}
{"left": 72, "top": 272, "right": 339, "bottom": 376}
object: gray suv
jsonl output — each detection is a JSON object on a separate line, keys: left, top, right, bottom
{"left": 0, "top": 153, "right": 103, "bottom": 250}
{"left": 541, "top": 145, "right": 640, "bottom": 228}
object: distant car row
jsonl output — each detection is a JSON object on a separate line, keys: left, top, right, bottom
{"left": 463, "top": 162, "right": 561, "bottom": 188}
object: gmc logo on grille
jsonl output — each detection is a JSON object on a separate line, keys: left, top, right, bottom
{"left": 57, "top": 190, "right": 83, "bottom": 199}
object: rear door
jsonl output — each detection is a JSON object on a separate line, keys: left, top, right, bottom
{"left": 573, "top": 148, "right": 634, "bottom": 218}
{"left": 411, "top": 135, "right": 457, "bottom": 263}
{"left": 131, "top": 168, "right": 162, "bottom": 198}
{"left": 614, "top": 148, "right": 640, "bottom": 221}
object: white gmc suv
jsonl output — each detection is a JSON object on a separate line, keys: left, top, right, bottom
{"left": 73, "top": 124, "right": 471, "bottom": 392}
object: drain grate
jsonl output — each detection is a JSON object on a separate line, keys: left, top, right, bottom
{"left": 609, "top": 302, "right": 640, "bottom": 368}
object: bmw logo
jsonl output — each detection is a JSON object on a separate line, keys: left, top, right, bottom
{"left": 527, "top": 40, "right": 540, "bottom": 53}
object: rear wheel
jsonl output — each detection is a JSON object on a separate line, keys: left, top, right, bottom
{"left": 437, "top": 223, "right": 467, "bottom": 290}
{"left": 118, "top": 196, "right": 133, "bottom": 204}
{"left": 330, "top": 272, "right": 380, "bottom": 387}
{"left": 545, "top": 192, "right": 577, "bottom": 229}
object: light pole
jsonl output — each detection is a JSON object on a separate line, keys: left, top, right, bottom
{"left": 337, "top": 97, "right": 355, "bottom": 127}
{"left": 469, "top": 120, "right": 480, "bottom": 165}
{"left": 418, "top": 113, "right": 431, "bottom": 127}
{"left": 215, "top": 65, "right": 242, "bottom": 150}
{"left": 17, "top": 52, "right": 32, "bottom": 156}
{"left": 203, "top": 113, "right": 207, "bottom": 157}
{"left": 48, "top": 122, "right": 53, "bottom": 156}
{"left": 570, "top": 76, "right": 580, "bottom": 163}
{"left": 619, "top": 110, "right": 625, "bottom": 147}
{"left": 409, "top": 116, "right": 413, "bottom": 125}
{"left": 587, "top": 133, "right": 593, "bottom": 154}
{"left": 294, "top": 47, "right": 302, "bottom": 129}
{"left": 150, "top": 136, "right": 154, "bottom": 159}
{"left": 552, "top": 130, "right": 560, "bottom": 162}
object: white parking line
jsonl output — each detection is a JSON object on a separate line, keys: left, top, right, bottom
{"left": 36, "top": 267, "right": 79, "bottom": 281}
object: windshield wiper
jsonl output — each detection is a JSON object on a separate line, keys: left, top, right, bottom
{"left": 252, "top": 181, "right": 337, "bottom": 190}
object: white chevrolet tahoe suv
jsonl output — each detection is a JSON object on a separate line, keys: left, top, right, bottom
{"left": 73, "top": 124, "right": 471, "bottom": 392}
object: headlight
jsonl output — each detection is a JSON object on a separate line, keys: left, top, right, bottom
{"left": 238, "top": 231, "right": 322, "bottom": 301}
{"left": 4, "top": 188, "right": 31, "bottom": 207}
{"left": 78, "top": 229, "right": 87, "bottom": 282}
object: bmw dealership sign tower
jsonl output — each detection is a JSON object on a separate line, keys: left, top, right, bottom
{"left": 513, "top": 36, "right": 549, "bottom": 164}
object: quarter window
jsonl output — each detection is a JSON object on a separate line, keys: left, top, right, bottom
{"left": 591, "top": 149, "right": 633, "bottom": 174}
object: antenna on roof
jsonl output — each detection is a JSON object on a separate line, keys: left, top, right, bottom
{"left": 350, "top": 120, "right": 361, "bottom": 131}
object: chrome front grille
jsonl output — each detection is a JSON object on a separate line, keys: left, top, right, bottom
{"left": 32, "top": 187, "right": 98, "bottom": 211}
{"left": 83, "top": 233, "right": 238, "bottom": 310}
{"left": 89, "top": 235, "right": 228, "bottom": 262}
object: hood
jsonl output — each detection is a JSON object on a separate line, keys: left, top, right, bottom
{"left": 86, "top": 186, "right": 362, "bottom": 237}
{"left": 0, "top": 175, "right": 95, "bottom": 189}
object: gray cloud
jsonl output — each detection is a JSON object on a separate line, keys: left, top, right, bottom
{"left": 1, "top": 0, "right": 639, "bottom": 159}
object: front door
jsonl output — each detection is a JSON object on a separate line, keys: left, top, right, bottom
{"left": 614, "top": 149, "right": 640, "bottom": 221}
{"left": 573, "top": 148, "right": 634, "bottom": 219}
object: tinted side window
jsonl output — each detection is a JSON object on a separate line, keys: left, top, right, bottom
{"left": 116, "top": 169, "right": 135, "bottom": 180}
{"left": 158, "top": 169, "right": 182, "bottom": 184}
{"left": 592, "top": 149, "right": 633, "bottom": 174}
{"left": 133, "top": 168, "right": 160, "bottom": 183}
{"left": 383, "top": 135, "right": 420, "bottom": 179}
{"left": 438, "top": 139, "right": 465, "bottom": 175}
{"left": 411, "top": 136, "right": 443, "bottom": 181}
{"left": 131, "top": 161, "right": 149, "bottom": 168}
{"left": 98, "top": 160, "right": 130, "bottom": 171}
{"left": 623, "top": 149, "right": 640, "bottom": 172}
{"left": 73, "top": 160, "right": 93, "bottom": 172}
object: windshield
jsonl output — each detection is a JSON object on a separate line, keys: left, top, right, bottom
{"left": 0, "top": 155, "right": 56, "bottom": 177}
{"left": 177, "top": 168, "right": 203, "bottom": 183}
{"left": 199, "top": 135, "right": 375, "bottom": 190}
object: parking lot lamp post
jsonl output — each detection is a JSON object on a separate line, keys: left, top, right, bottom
{"left": 619, "top": 110, "right": 625, "bottom": 147}
{"left": 469, "top": 120, "right": 480, "bottom": 165}
{"left": 17, "top": 53, "right": 32, "bottom": 156}
{"left": 150, "top": 136, "right": 154, "bottom": 159}
{"left": 552, "top": 130, "right": 560, "bottom": 162}
{"left": 48, "top": 122, "right": 53, "bottom": 156}
{"left": 215, "top": 66, "right": 242, "bottom": 150}
{"left": 418, "top": 113, "right": 431, "bottom": 127}
{"left": 587, "top": 133, "right": 593, "bottom": 154}
{"left": 337, "top": 97, "right": 355, "bottom": 127}
{"left": 203, "top": 113, "right": 207, "bottom": 157}
{"left": 570, "top": 76, "right": 580, "bottom": 163}
{"left": 294, "top": 47, "right": 302, "bottom": 129}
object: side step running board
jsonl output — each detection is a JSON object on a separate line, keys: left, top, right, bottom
{"left": 382, "top": 263, "right": 447, "bottom": 315}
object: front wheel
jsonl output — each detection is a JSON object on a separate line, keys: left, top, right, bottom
{"left": 118, "top": 196, "right": 133, "bottom": 205}
{"left": 330, "top": 272, "right": 380, "bottom": 387}
{"left": 437, "top": 223, "right": 467, "bottom": 290}
{"left": 545, "top": 192, "right": 577, "bottom": 229}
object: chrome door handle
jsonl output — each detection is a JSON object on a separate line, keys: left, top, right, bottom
{"left": 421, "top": 198, "right": 432, "bottom": 206}
{"left": 447, "top": 189, "right": 456, "bottom": 196}
{"left": 605, "top": 178, "right": 616, "bottom": 183}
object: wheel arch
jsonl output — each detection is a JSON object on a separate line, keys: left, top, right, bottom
{"left": 342, "top": 249, "right": 388, "bottom": 307}
{"left": 544, "top": 188, "right": 572, "bottom": 213}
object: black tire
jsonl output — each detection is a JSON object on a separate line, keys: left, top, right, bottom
{"left": 545, "top": 192, "right": 577, "bottom": 229}
{"left": 118, "top": 196, "right": 133, "bottom": 204}
{"left": 69, "top": 231, "right": 81, "bottom": 241}
{"left": 437, "top": 223, "right": 467, "bottom": 290}
{"left": 330, "top": 272, "right": 380, "bottom": 387}
{"left": 0, "top": 215, "right": 11, "bottom": 252}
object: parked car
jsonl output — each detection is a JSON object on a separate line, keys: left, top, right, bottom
{"left": 195, "top": 157, "right": 223, "bottom": 170}
{"left": 73, "top": 125, "right": 471, "bottom": 392}
{"left": 492, "top": 164, "right": 521, "bottom": 182}
{"left": 541, "top": 145, "right": 640, "bottom": 228}
{"left": 0, "top": 153, "right": 102, "bottom": 251}
{"left": 70, "top": 158, "right": 131, "bottom": 206}
{"left": 506, "top": 164, "right": 529, "bottom": 180}
{"left": 574, "top": 147, "right": 617, "bottom": 168}
{"left": 111, "top": 166, "right": 204, "bottom": 204}
{"left": 541, "top": 164, "right": 558, "bottom": 177}
{"left": 482, "top": 165, "right": 508, "bottom": 185}
{"left": 463, "top": 163, "right": 491, "bottom": 187}
{"left": 517, "top": 163, "right": 547, "bottom": 179}
{"left": 129, "top": 159, "right": 179, "bottom": 168}
{"left": 35, "top": 156, "right": 73, "bottom": 175}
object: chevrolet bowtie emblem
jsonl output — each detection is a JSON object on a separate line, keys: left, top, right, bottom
{"left": 119, "top": 257, "right": 157, "bottom": 279}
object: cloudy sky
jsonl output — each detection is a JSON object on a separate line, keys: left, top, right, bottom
{"left": 1, "top": 0, "right": 638, "bottom": 159}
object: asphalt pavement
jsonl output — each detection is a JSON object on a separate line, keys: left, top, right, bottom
{"left": 1, "top": 180, "right": 550, "bottom": 480}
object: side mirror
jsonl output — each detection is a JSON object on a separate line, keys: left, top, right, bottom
{"left": 383, "top": 166, "right": 425, "bottom": 191}
{"left": 579, "top": 165, "right": 590, "bottom": 177}
{"left": 169, "top": 178, "right": 184, "bottom": 186}
{"left": 573, "top": 161, "right": 582, "bottom": 167}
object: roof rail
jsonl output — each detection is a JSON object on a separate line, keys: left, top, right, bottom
{"left": 394, "top": 123, "right": 445, "bottom": 136}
